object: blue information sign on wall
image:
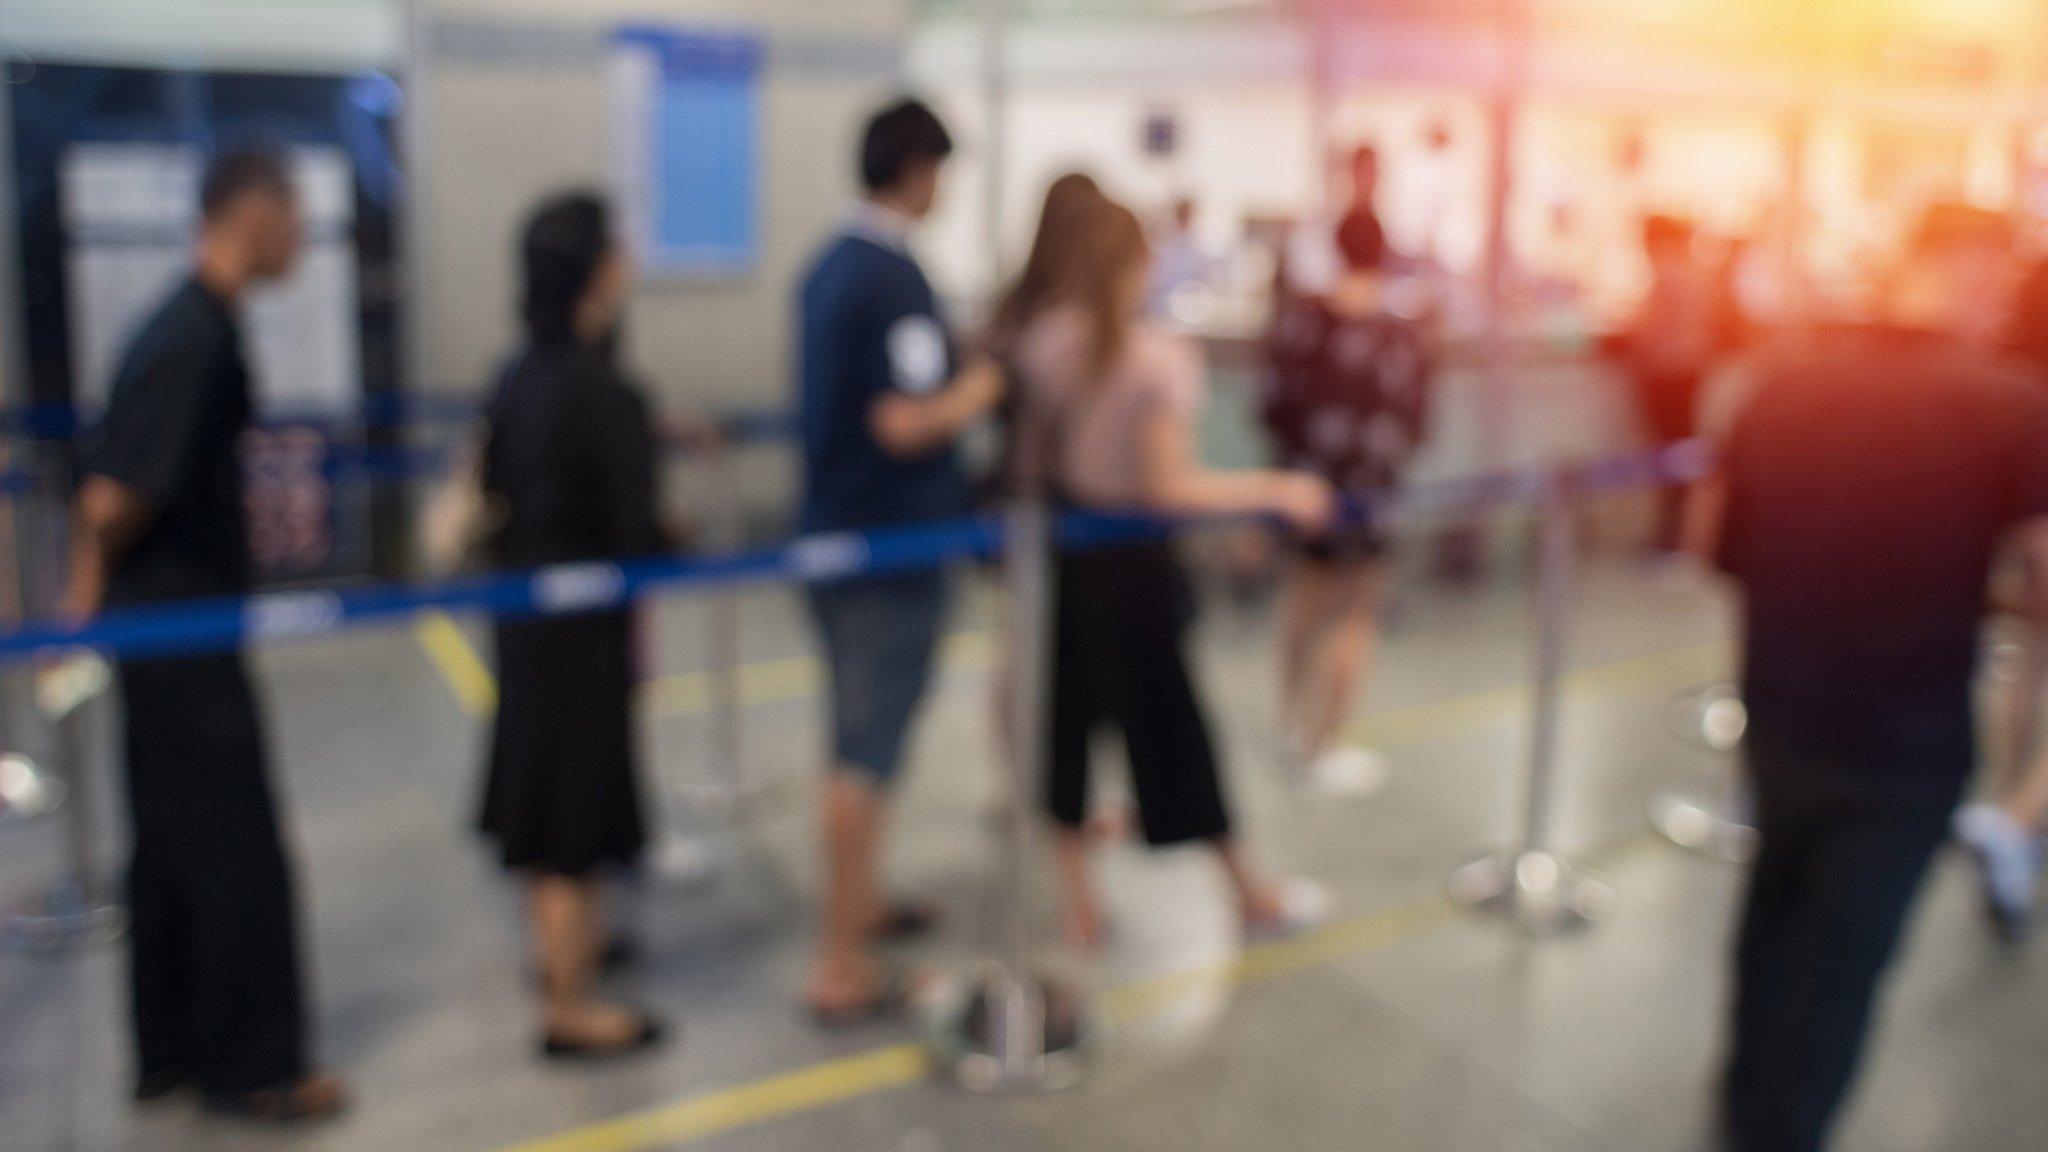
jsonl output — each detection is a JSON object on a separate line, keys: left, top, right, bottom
{"left": 609, "top": 26, "right": 763, "bottom": 279}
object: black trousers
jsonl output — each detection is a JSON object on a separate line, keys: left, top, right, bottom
{"left": 1046, "top": 540, "right": 1232, "bottom": 847}
{"left": 118, "top": 653, "right": 308, "bottom": 1096}
{"left": 1722, "top": 737, "right": 1960, "bottom": 1152}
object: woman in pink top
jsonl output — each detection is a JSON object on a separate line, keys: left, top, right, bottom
{"left": 1012, "top": 197, "right": 1338, "bottom": 949}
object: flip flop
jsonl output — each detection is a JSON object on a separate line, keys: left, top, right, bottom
{"left": 541, "top": 1012, "right": 668, "bottom": 1060}
{"left": 805, "top": 965, "right": 916, "bottom": 1030}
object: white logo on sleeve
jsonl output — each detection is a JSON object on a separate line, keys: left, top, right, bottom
{"left": 887, "top": 316, "right": 948, "bottom": 396}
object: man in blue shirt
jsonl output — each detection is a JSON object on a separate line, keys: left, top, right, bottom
{"left": 796, "top": 98, "right": 1003, "bottom": 1022}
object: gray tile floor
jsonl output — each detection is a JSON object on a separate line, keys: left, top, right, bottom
{"left": 1, "top": 544, "right": 2042, "bottom": 1152}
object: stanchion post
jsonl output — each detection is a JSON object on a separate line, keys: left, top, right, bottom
{"left": 707, "top": 451, "right": 745, "bottom": 808}
{"left": 933, "top": 496, "right": 1091, "bottom": 1092}
{"left": 3, "top": 452, "right": 123, "bottom": 954}
{"left": 1650, "top": 681, "right": 1757, "bottom": 864}
{"left": 1446, "top": 470, "right": 1613, "bottom": 934}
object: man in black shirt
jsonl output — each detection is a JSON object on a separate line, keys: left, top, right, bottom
{"left": 1694, "top": 204, "right": 2048, "bottom": 1152}
{"left": 59, "top": 149, "right": 346, "bottom": 1121}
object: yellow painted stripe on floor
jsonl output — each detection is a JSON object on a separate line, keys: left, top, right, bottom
{"left": 1102, "top": 896, "right": 1460, "bottom": 1025}
{"left": 413, "top": 611, "right": 497, "bottom": 717}
{"left": 1349, "top": 640, "right": 1724, "bottom": 748}
{"left": 451, "top": 629, "right": 1727, "bottom": 1151}
{"left": 493, "top": 1044, "right": 931, "bottom": 1152}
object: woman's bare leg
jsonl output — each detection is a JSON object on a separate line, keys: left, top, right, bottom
{"left": 1300, "top": 560, "right": 1390, "bottom": 759}
{"left": 1053, "top": 829, "right": 1105, "bottom": 950}
{"left": 530, "top": 874, "right": 643, "bottom": 1042}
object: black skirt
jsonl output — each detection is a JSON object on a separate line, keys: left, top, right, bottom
{"left": 478, "top": 608, "right": 646, "bottom": 876}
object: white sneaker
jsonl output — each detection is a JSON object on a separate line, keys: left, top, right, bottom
{"left": 1244, "top": 876, "right": 1336, "bottom": 943}
{"left": 1955, "top": 803, "right": 2039, "bottom": 942}
{"left": 1300, "top": 747, "right": 1390, "bottom": 798}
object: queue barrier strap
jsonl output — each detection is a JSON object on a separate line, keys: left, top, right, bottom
{"left": 1, "top": 398, "right": 796, "bottom": 445}
{"left": 0, "top": 441, "right": 1714, "bottom": 668}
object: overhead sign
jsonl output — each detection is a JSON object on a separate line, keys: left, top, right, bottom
{"left": 608, "top": 25, "right": 765, "bottom": 280}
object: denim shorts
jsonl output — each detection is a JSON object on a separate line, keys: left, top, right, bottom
{"left": 805, "top": 570, "right": 950, "bottom": 787}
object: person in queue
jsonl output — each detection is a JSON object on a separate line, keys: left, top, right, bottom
{"left": 1264, "top": 193, "right": 1432, "bottom": 796}
{"left": 475, "top": 192, "right": 669, "bottom": 1059}
{"left": 1689, "top": 204, "right": 2048, "bottom": 1152}
{"left": 795, "top": 98, "right": 1005, "bottom": 1022}
{"left": 58, "top": 148, "right": 347, "bottom": 1121}
{"left": 987, "top": 172, "right": 1107, "bottom": 358}
{"left": 1953, "top": 252, "right": 2048, "bottom": 939}
{"left": 1628, "top": 214, "right": 1721, "bottom": 558}
{"left": 1010, "top": 192, "right": 1337, "bottom": 951}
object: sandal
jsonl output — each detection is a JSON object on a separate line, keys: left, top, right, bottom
{"left": 805, "top": 964, "right": 916, "bottom": 1030}
{"left": 541, "top": 1012, "right": 668, "bottom": 1061}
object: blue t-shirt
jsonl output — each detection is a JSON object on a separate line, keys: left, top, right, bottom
{"left": 796, "top": 227, "right": 971, "bottom": 534}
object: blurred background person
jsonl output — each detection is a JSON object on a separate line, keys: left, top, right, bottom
{"left": 1286, "top": 144, "right": 1387, "bottom": 301}
{"left": 1956, "top": 248, "right": 2048, "bottom": 939}
{"left": 59, "top": 148, "right": 347, "bottom": 1121}
{"left": 1263, "top": 201, "right": 1432, "bottom": 796}
{"left": 1627, "top": 214, "right": 1720, "bottom": 558}
{"left": 1010, "top": 193, "right": 1336, "bottom": 952}
{"left": 795, "top": 98, "right": 1005, "bottom": 1024}
{"left": 1691, "top": 204, "right": 2048, "bottom": 1152}
{"left": 1147, "top": 194, "right": 1223, "bottom": 320}
{"left": 476, "top": 192, "right": 668, "bottom": 1059}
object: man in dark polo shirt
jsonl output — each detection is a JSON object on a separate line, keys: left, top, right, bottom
{"left": 1694, "top": 204, "right": 2048, "bottom": 1152}
{"left": 58, "top": 149, "right": 345, "bottom": 1121}
{"left": 794, "top": 98, "right": 1003, "bottom": 1022}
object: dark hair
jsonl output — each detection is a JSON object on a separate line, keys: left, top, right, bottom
{"left": 1337, "top": 208, "right": 1387, "bottom": 273}
{"left": 520, "top": 191, "right": 613, "bottom": 342}
{"left": 860, "top": 98, "right": 953, "bottom": 193}
{"left": 1909, "top": 203, "right": 2012, "bottom": 260}
{"left": 200, "top": 148, "right": 293, "bottom": 221}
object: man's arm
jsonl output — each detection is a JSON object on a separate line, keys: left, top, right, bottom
{"left": 868, "top": 355, "right": 1004, "bottom": 460}
{"left": 1680, "top": 475, "right": 1730, "bottom": 574}
{"left": 58, "top": 476, "right": 157, "bottom": 623}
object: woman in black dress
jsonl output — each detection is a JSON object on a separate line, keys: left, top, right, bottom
{"left": 478, "top": 192, "right": 668, "bottom": 1058}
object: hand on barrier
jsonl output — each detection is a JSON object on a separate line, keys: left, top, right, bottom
{"left": 1270, "top": 473, "right": 1340, "bottom": 536}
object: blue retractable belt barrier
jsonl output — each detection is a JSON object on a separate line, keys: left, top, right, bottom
{"left": 2, "top": 399, "right": 797, "bottom": 449}
{"left": 0, "top": 441, "right": 1714, "bottom": 669}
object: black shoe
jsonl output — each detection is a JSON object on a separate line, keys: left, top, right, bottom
{"left": 540, "top": 1013, "right": 668, "bottom": 1061}
{"left": 200, "top": 1073, "right": 349, "bottom": 1124}
{"left": 134, "top": 1071, "right": 191, "bottom": 1105}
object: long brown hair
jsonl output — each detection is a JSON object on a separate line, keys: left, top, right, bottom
{"left": 1072, "top": 200, "right": 1151, "bottom": 383}
{"left": 989, "top": 172, "right": 1105, "bottom": 350}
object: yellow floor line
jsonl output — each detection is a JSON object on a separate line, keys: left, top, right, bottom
{"left": 493, "top": 1044, "right": 932, "bottom": 1152}
{"left": 493, "top": 826, "right": 1679, "bottom": 1152}
{"left": 413, "top": 611, "right": 498, "bottom": 717}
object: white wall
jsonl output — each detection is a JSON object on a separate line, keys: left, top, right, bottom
{"left": 416, "top": 0, "right": 913, "bottom": 416}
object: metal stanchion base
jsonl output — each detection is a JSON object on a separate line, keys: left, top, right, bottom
{"left": 931, "top": 963, "right": 1094, "bottom": 1094}
{"left": 1447, "top": 851, "right": 1613, "bottom": 936}
{"left": 1650, "top": 795, "right": 1759, "bottom": 864}
{"left": 0, "top": 753, "right": 64, "bottom": 829}
{"left": 2, "top": 880, "right": 125, "bottom": 954}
